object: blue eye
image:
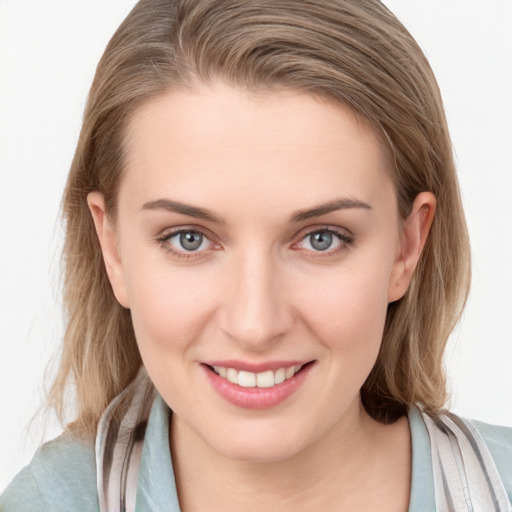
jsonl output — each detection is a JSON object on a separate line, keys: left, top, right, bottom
{"left": 298, "top": 229, "right": 350, "bottom": 252}
{"left": 165, "top": 229, "right": 210, "bottom": 252}
{"left": 309, "top": 231, "right": 335, "bottom": 251}
{"left": 178, "top": 231, "right": 204, "bottom": 251}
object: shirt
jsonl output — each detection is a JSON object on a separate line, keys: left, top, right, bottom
{"left": 1, "top": 394, "right": 511, "bottom": 511}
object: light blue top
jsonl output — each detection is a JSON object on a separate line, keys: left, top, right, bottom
{"left": 1, "top": 396, "right": 511, "bottom": 511}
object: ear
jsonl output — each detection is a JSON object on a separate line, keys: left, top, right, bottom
{"left": 387, "top": 192, "right": 436, "bottom": 303}
{"left": 87, "top": 192, "right": 130, "bottom": 308}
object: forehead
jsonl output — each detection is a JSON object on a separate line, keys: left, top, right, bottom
{"left": 120, "top": 83, "right": 395, "bottom": 219}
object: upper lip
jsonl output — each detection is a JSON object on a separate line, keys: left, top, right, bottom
{"left": 202, "top": 360, "right": 314, "bottom": 372}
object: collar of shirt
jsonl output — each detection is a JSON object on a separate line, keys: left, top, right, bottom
{"left": 134, "top": 395, "right": 436, "bottom": 511}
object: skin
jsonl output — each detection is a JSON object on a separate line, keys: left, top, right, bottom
{"left": 89, "top": 83, "right": 435, "bottom": 511}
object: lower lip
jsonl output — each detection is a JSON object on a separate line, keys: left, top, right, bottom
{"left": 203, "top": 363, "right": 314, "bottom": 409}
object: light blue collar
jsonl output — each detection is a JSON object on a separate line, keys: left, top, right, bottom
{"left": 135, "top": 397, "right": 435, "bottom": 511}
{"left": 136, "top": 395, "right": 181, "bottom": 511}
{"left": 408, "top": 406, "right": 436, "bottom": 511}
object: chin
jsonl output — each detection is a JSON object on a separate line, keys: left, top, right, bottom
{"left": 199, "top": 420, "right": 317, "bottom": 464}
{"left": 218, "top": 437, "right": 305, "bottom": 464}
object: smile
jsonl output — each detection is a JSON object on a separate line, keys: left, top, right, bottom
{"left": 209, "top": 364, "right": 304, "bottom": 388}
{"left": 203, "top": 361, "right": 315, "bottom": 409}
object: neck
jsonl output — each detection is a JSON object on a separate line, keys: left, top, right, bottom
{"left": 169, "top": 399, "right": 411, "bottom": 512}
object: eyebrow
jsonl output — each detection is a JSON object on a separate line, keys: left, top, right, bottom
{"left": 140, "top": 196, "right": 372, "bottom": 224}
{"left": 289, "top": 197, "right": 372, "bottom": 223}
{"left": 141, "top": 199, "right": 226, "bottom": 224}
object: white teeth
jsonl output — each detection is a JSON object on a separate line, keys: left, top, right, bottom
{"left": 226, "top": 368, "right": 238, "bottom": 384}
{"left": 285, "top": 367, "right": 295, "bottom": 379}
{"left": 211, "top": 364, "right": 305, "bottom": 388}
{"left": 238, "top": 371, "right": 256, "bottom": 388}
{"left": 274, "top": 368, "right": 285, "bottom": 384}
{"left": 256, "top": 370, "right": 274, "bottom": 388}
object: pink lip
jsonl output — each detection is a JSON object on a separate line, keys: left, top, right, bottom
{"left": 202, "top": 361, "right": 315, "bottom": 409}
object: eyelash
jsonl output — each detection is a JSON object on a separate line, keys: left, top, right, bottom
{"left": 293, "top": 228, "right": 354, "bottom": 258}
{"left": 156, "top": 228, "right": 217, "bottom": 260}
{"left": 155, "top": 226, "right": 354, "bottom": 260}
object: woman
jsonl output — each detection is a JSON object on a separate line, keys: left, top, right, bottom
{"left": 1, "top": 0, "right": 511, "bottom": 510}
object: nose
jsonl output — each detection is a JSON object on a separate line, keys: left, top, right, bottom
{"left": 218, "top": 250, "right": 294, "bottom": 351}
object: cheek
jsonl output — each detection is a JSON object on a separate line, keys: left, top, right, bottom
{"left": 296, "top": 261, "right": 391, "bottom": 356}
{"left": 124, "top": 256, "right": 216, "bottom": 356}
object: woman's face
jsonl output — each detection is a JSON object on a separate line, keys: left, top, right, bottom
{"left": 90, "top": 83, "right": 431, "bottom": 462}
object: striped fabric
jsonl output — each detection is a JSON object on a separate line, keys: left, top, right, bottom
{"left": 423, "top": 412, "right": 512, "bottom": 511}
{"left": 95, "top": 368, "right": 156, "bottom": 512}
{"left": 95, "top": 368, "right": 511, "bottom": 511}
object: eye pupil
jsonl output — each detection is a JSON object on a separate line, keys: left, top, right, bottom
{"left": 180, "top": 231, "right": 203, "bottom": 251}
{"left": 310, "top": 231, "right": 333, "bottom": 251}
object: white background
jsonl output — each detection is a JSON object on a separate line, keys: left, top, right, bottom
{"left": 1, "top": 0, "right": 511, "bottom": 493}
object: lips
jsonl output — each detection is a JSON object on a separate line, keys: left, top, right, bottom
{"left": 202, "top": 360, "right": 315, "bottom": 409}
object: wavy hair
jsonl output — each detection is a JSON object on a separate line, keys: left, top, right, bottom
{"left": 49, "top": 0, "right": 471, "bottom": 434}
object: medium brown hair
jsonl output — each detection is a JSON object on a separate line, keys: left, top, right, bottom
{"left": 50, "top": 0, "right": 470, "bottom": 433}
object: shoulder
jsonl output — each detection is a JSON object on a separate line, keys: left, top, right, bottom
{"left": 0, "top": 429, "right": 99, "bottom": 511}
{"left": 471, "top": 418, "right": 512, "bottom": 501}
